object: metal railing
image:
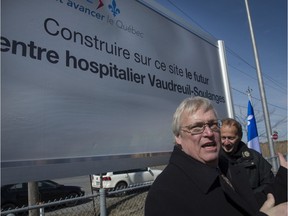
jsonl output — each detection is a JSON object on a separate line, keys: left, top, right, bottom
{"left": 264, "top": 154, "right": 287, "bottom": 175}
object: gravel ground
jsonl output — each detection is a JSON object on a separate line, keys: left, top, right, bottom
{"left": 106, "top": 191, "right": 148, "bottom": 216}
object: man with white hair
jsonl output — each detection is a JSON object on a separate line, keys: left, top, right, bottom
{"left": 145, "top": 96, "right": 287, "bottom": 216}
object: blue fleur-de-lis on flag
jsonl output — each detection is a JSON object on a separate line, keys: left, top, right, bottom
{"left": 109, "top": 0, "right": 120, "bottom": 17}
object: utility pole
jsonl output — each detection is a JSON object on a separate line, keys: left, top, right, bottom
{"left": 244, "top": 0, "right": 278, "bottom": 171}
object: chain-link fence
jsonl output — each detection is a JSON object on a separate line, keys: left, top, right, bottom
{"left": 1, "top": 183, "right": 151, "bottom": 216}
{"left": 3, "top": 155, "right": 284, "bottom": 216}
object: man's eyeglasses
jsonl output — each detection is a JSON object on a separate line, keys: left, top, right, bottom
{"left": 181, "top": 120, "right": 221, "bottom": 135}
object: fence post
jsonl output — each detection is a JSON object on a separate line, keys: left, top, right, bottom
{"left": 39, "top": 207, "right": 45, "bottom": 216}
{"left": 89, "top": 175, "right": 98, "bottom": 216}
{"left": 99, "top": 188, "right": 107, "bottom": 216}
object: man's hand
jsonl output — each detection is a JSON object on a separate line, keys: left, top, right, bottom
{"left": 278, "top": 152, "right": 287, "bottom": 169}
{"left": 260, "top": 193, "right": 287, "bottom": 216}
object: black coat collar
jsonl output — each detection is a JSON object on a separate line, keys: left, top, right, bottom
{"left": 169, "top": 145, "right": 260, "bottom": 215}
{"left": 170, "top": 146, "right": 219, "bottom": 194}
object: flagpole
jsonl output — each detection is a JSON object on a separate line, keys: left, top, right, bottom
{"left": 246, "top": 87, "right": 252, "bottom": 104}
{"left": 244, "top": 0, "right": 278, "bottom": 171}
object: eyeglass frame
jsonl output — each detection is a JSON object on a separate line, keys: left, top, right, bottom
{"left": 181, "top": 119, "right": 222, "bottom": 135}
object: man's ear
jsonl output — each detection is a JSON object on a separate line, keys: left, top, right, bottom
{"left": 175, "top": 135, "right": 182, "bottom": 145}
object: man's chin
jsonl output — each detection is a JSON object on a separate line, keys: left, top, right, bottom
{"left": 223, "top": 147, "right": 234, "bottom": 153}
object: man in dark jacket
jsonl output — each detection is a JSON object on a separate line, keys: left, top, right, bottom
{"left": 145, "top": 97, "right": 287, "bottom": 216}
{"left": 220, "top": 118, "right": 275, "bottom": 193}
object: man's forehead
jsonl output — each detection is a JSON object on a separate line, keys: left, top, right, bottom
{"left": 181, "top": 110, "right": 217, "bottom": 122}
{"left": 221, "top": 125, "right": 238, "bottom": 134}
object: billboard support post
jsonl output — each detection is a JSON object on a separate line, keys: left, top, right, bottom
{"left": 218, "top": 40, "right": 234, "bottom": 118}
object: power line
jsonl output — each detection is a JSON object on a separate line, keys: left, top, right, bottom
{"left": 232, "top": 88, "right": 287, "bottom": 111}
{"left": 226, "top": 49, "right": 287, "bottom": 93}
{"left": 161, "top": 0, "right": 287, "bottom": 96}
{"left": 228, "top": 64, "right": 287, "bottom": 95}
{"left": 234, "top": 103, "right": 287, "bottom": 118}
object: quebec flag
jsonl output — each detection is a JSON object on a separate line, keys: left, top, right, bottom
{"left": 247, "top": 100, "right": 261, "bottom": 153}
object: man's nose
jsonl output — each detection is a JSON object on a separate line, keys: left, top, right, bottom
{"left": 203, "top": 125, "right": 214, "bottom": 136}
{"left": 222, "top": 138, "right": 231, "bottom": 144}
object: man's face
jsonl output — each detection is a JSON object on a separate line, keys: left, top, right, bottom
{"left": 175, "top": 109, "right": 221, "bottom": 166}
{"left": 220, "top": 125, "right": 241, "bottom": 153}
